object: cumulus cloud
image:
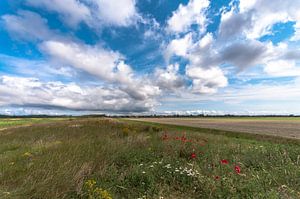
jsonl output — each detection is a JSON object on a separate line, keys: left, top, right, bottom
{"left": 26, "top": 0, "right": 140, "bottom": 27}
{"left": 164, "top": 32, "right": 228, "bottom": 94}
{"left": 154, "top": 64, "right": 185, "bottom": 91}
{"left": 26, "top": 0, "right": 91, "bottom": 27}
{"left": 186, "top": 66, "right": 227, "bottom": 94}
{"left": 0, "top": 76, "right": 157, "bottom": 112}
{"left": 291, "top": 23, "right": 300, "bottom": 41}
{"left": 90, "top": 0, "right": 139, "bottom": 26}
{"left": 40, "top": 40, "right": 128, "bottom": 83}
{"left": 164, "top": 33, "right": 193, "bottom": 60}
{"left": 220, "top": 0, "right": 300, "bottom": 40}
{"left": 218, "top": 9, "right": 253, "bottom": 41}
{"left": 220, "top": 40, "right": 267, "bottom": 70}
{"left": 40, "top": 40, "right": 161, "bottom": 101}
{"left": 1, "top": 10, "right": 55, "bottom": 41}
{"left": 166, "top": 0, "right": 209, "bottom": 33}
{"left": 263, "top": 60, "right": 300, "bottom": 77}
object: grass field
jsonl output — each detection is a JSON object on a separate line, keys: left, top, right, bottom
{"left": 0, "top": 118, "right": 70, "bottom": 129}
{"left": 0, "top": 118, "right": 300, "bottom": 198}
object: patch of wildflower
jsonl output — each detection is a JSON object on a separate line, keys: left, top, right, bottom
{"left": 138, "top": 160, "right": 201, "bottom": 179}
{"left": 83, "top": 179, "right": 112, "bottom": 199}
{"left": 23, "top": 152, "right": 33, "bottom": 157}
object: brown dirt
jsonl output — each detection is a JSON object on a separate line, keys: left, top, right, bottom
{"left": 129, "top": 118, "right": 300, "bottom": 139}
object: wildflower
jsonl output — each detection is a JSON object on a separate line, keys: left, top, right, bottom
{"left": 23, "top": 152, "right": 33, "bottom": 157}
{"left": 181, "top": 135, "right": 187, "bottom": 142}
{"left": 234, "top": 165, "right": 241, "bottom": 174}
{"left": 94, "top": 187, "right": 112, "bottom": 199}
{"left": 214, "top": 176, "right": 220, "bottom": 180}
{"left": 175, "top": 136, "right": 180, "bottom": 140}
{"left": 142, "top": 171, "right": 146, "bottom": 174}
{"left": 164, "top": 164, "right": 171, "bottom": 169}
{"left": 162, "top": 133, "right": 168, "bottom": 140}
{"left": 220, "top": 159, "right": 229, "bottom": 164}
{"left": 191, "top": 152, "right": 196, "bottom": 159}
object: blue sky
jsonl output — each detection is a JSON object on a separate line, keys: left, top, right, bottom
{"left": 0, "top": 0, "right": 300, "bottom": 115}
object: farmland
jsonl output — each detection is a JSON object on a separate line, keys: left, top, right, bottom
{"left": 130, "top": 117, "right": 300, "bottom": 139}
{"left": 0, "top": 117, "right": 300, "bottom": 198}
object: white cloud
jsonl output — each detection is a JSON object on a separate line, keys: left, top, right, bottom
{"left": 0, "top": 76, "right": 157, "bottom": 112}
{"left": 186, "top": 66, "right": 228, "bottom": 94}
{"left": 164, "top": 32, "right": 228, "bottom": 94}
{"left": 264, "top": 60, "right": 300, "bottom": 77}
{"left": 187, "top": 33, "right": 218, "bottom": 67}
{"left": 291, "top": 22, "right": 300, "bottom": 41}
{"left": 26, "top": 0, "right": 91, "bottom": 27}
{"left": 220, "top": 40, "right": 267, "bottom": 70}
{"left": 220, "top": 0, "right": 300, "bottom": 40}
{"left": 40, "top": 40, "right": 161, "bottom": 101}
{"left": 164, "top": 33, "right": 193, "bottom": 60}
{"left": 40, "top": 40, "right": 129, "bottom": 83}
{"left": 154, "top": 64, "right": 185, "bottom": 91}
{"left": 26, "top": 0, "right": 140, "bottom": 27}
{"left": 91, "top": 0, "right": 139, "bottom": 26}
{"left": 166, "top": 0, "right": 209, "bottom": 33}
{"left": 1, "top": 10, "right": 55, "bottom": 41}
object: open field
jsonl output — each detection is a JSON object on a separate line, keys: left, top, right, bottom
{"left": 1, "top": 118, "right": 300, "bottom": 198}
{"left": 0, "top": 118, "right": 70, "bottom": 130}
{"left": 129, "top": 117, "right": 300, "bottom": 139}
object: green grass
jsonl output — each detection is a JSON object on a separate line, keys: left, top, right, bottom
{"left": 0, "top": 118, "right": 300, "bottom": 198}
{"left": 0, "top": 118, "right": 70, "bottom": 129}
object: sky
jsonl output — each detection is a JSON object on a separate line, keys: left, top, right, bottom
{"left": 0, "top": 0, "right": 300, "bottom": 115}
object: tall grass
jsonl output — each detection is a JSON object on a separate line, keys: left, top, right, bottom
{"left": 0, "top": 118, "right": 299, "bottom": 198}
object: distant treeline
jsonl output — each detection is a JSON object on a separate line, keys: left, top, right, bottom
{"left": 0, "top": 114, "right": 298, "bottom": 118}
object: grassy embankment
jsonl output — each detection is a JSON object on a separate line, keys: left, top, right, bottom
{"left": 0, "top": 118, "right": 300, "bottom": 198}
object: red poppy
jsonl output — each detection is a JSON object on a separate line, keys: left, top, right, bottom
{"left": 181, "top": 136, "right": 187, "bottom": 142}
{"left": 234, "top": 165, "right": 241, "bottom": 174}
{"left": 220, "top": 159, "right": 229, "bottom": 164}
{"left": 214, "top": 175, "right": 220, "bottom": 180}
{"left": 175, "top": 136, "right": 180, "bottom": 140}
{"left": 162, "top": 134, "right": 168, "bottom": 140}
{"left": 191, "top": 153, "right": 196, "bottom": 159}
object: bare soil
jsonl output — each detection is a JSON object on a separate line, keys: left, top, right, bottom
{"left": 130, "top": 118, "right": 300, "bottom": 139}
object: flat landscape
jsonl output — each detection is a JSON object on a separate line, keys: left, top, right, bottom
{"left": 130, "top": 117, "right": 300, "bottom": 139}
{"left": 1, "top": 117, "right": 300, "bottom": 198}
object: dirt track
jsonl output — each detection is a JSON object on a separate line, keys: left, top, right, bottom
{"left": 130, "top": 118, "right": 300, "bottom": 139}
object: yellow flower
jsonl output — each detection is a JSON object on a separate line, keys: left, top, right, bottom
{"left": 23, "top": 152, "right": 33, "bottom": 157}
{"left": 84, "top": 179, "right": 112, "bottom": 199}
